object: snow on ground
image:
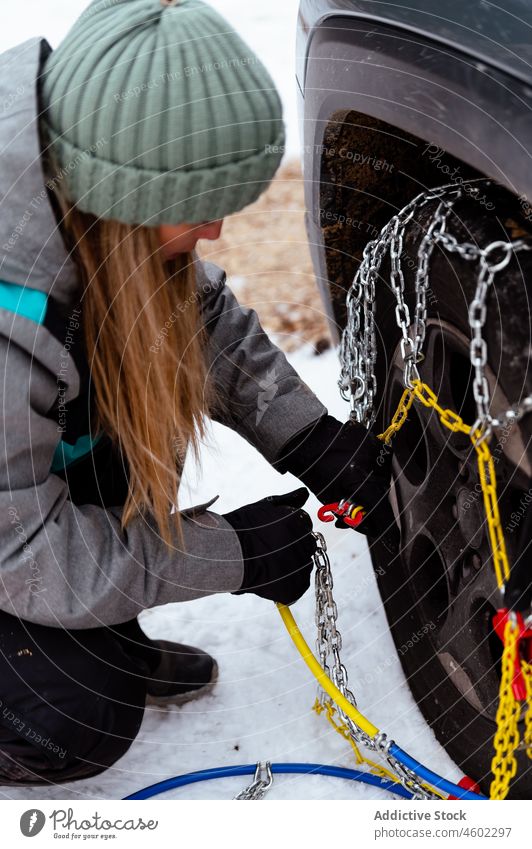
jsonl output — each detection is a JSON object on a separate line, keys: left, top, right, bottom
{"left": 1, "top": 0, "right": 303, "bottom": 158}
{"left": 3, "top": 345, "right": 463, "bottom": 801}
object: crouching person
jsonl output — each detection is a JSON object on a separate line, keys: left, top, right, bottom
{"left": 0, "top": 0, "right": 392, "bottom": 785}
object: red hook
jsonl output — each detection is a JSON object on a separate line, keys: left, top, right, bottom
{"left": 493, "top": 608, "right": 532, "bottom": 701}
{"left": 317, "top": 500, "right": 365, "bottom": 529}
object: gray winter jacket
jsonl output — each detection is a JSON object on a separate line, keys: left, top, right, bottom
{"left": 0, "top": 37, "right": 327, "bottom": 629}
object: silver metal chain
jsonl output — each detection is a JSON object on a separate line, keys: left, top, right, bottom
{"left": 313, "top": 531, "right": 437, "bottom": 799}
{"left": 314, "top": 531, "right": 376, "bottom": 750}
{"left": 338, "top": 181, "right": 532, "bottom": 439}
{"left": 466, "top": 239, "right": 532, "bottom": 440}
{"left": 234, "top": 761, "right": 273, "bottom": 800}
{"left": 339, "top": 184, "right": 462, "bottom": 424}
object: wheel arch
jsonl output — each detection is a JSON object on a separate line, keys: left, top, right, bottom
{"left": 301, "top": 17, "right": 532, "bottom": 341}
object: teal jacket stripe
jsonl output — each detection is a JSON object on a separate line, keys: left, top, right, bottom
{"left": 51, "top": 433, "right": 103, "bottom": 473}
{"left": 0, "top": 278, "right": 100, "bottom": 471}
{"left": 0, "top": 278, "right": 47, "bottom": 323}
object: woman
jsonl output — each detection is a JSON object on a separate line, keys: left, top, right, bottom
{"left": 0, "top": 0, "right": 391, "bottom": 785}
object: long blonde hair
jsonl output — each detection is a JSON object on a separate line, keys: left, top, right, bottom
{"left": 48, "top": 182, "right": 214, "bottom": 548}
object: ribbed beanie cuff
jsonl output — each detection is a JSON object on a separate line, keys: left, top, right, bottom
{"left": 40, "top": 117, "right": 285, "bottom": 225}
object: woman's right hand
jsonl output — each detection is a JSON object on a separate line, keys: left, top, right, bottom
{"left": 224, "top": 487, "right": 317, "bottom": 605}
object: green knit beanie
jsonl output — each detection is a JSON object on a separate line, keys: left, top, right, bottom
{"left": 39, "top": 0, "right": 285, "bottom": 226}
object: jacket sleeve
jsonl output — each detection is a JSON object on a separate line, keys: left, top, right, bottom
{"left": 0, "top": 310, "right": 244, "bottom": 629}
{"left": 197, "top": 257, "right": 328, "bottom": 463}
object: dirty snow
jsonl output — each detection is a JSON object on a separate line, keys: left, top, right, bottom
{"left": 2, "top": 346, "right": 463, "bottom": 800}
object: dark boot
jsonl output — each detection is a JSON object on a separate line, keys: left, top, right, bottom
{"left": 144, "top": 640, "right": 219, "bottom": 707}
{"left": 108, "top": 620, "right": 218, "bottom": 708}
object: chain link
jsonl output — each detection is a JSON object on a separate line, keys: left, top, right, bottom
{"left": 339, "top": 184, "right": 463, "bottom": 422}
{"left": 339, "top": 181, "right": 532, "bottom": 434}
{"left": 395, "top": 379, "right": 511, "bottom": 589}
{"left": 234, "top": 761, "right": 273, "bottom": 800}
{"left": 490, "top": 620, "right": 522, "bottom": 800}
{"left": 468, "top": 240, "right": 532, "bottom": 439}
{"left": 314, "top": 531, "right": 376, "bottom": 750}
{"left": 313, "top": 531, "right": 438, "bottom": 798}
{"left": 412, "top": 199, "right": 455, "bottom": 368}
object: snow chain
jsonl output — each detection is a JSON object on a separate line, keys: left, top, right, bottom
{"left": 490, "top": 619, "right": 521, "bottom": 800}
{"left": 386, "top": 380, "right": 511, "bottom": 590}
{"left": 313, "top": 531, "right": 442, "bottom": 799}
{"left": 234, "top": 761, "right": 273, "bottom": 800}
{"left": 333, "top": 180, "right": 532, "bottom": 799}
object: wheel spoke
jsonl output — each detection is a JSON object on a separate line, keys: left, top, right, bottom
{"left": 436, "top": 592, "right": 501, "bottom": 718}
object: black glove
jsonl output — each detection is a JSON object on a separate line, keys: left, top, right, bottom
{"left": 273, "top": 414, "right": 393, "bottom": 537}
{"left": 224, "top": 487, "right": 317, "bottom": 605}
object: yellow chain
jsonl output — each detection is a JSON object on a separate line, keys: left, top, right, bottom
{"left": 374, "top": 377, "right": 523, "bottom": 797}
{"left": 313, "top": 698, "right": 445, "bottom": 798}
{"left": 314, "top": 698, "right": 367, "bottom": 766}
{"left": 475, "top": 439, "right": 511, "bottom": 588}
{"left": 378, "top": 388, "right": 416, "bottom": 445}
{"left": 490, "top": 619, "right": 522, "bottom": 799}
{"left": 376, "top": 379, "right": 510, "bottom": 589}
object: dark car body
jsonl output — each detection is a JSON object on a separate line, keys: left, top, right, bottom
{"left": 297, "top": 0, "right": 532, "bottom": 340}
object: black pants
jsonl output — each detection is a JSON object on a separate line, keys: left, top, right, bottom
{"left": 0, "top": 436, "right": 158, "bottom": 786}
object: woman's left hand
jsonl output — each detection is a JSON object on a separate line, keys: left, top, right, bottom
{"left": 274, "top": 414, "right": 394, "bottom": 536}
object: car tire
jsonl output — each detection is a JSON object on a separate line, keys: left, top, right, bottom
{"left": 366, "top": 185, "right": 532, "bottom": 798}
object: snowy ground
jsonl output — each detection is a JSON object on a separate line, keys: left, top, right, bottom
{"left": 3, "top": 345, "right": 463, "bottom": 801}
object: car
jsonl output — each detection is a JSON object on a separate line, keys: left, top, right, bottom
{"left": 297, "top": 0, "right": 532, "bottom": 798}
